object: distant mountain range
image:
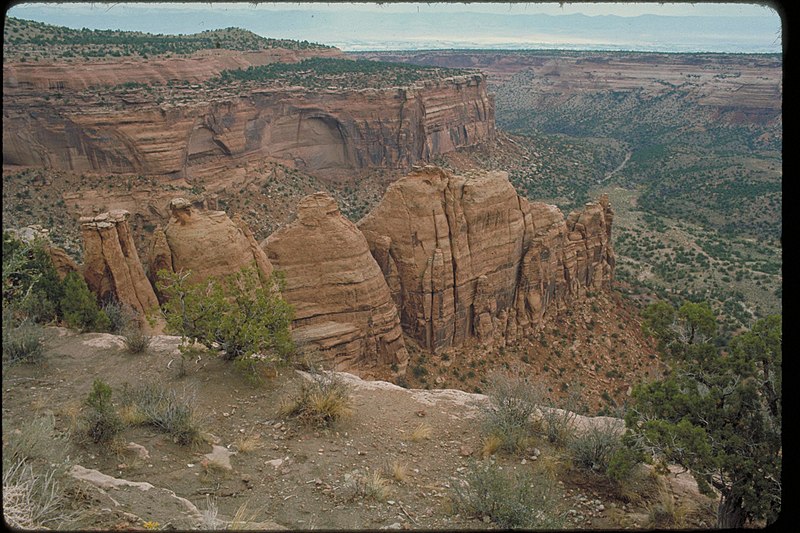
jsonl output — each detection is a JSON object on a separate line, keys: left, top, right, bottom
{"left": 7, "top": 5, "right": 782, "bottom": 54}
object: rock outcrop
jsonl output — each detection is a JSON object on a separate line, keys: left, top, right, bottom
{"left": 149, "top": 198, "right": 274, "bottom": 289}
{"left": 80, "top": 210, "right": 159, "bottom": 317}
{"left": 4, "top": 72, "right": 494, "bottom": 181}
{"left": 358, "top": 166, "right": 614, "bottom": 351}
{"left": 262, "top": 193, "right": 407, "bottom": 374}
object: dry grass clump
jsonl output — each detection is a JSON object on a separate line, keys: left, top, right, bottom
{"left": 234, "top": 431, "right": 263, "bottom": 454}
{"left": 278, "top": 370, "right": 352, "bottom": 427}
{"left": 481, "top": 434, "right": 503, "bottom": 458}
{"left": 646, "top": 480, "right": 691, "bottom": 528}
{"left": 343, "top": 470, "right": 391, "bottom": 502}
{"left": 385, "top": 459, "right": 408, "bottom": 484}
{"left": 118, "top": 382, "right": 202, "bottom": 446}
{"left": 410, "top": 422, "right": 433, "bottom": 442}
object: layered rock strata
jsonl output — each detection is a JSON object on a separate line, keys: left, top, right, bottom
{"left": 262, "top": 193, "right": 408, "bottom": 374}
{"left": 3, "top": 74, "right": 494, "bottom": 180}
{"left": 80, "top": 210, "right": 159, "bottom": 317}
{"left": 357, "top": 166, "right": 614, "bottom": 351}
{"left": 148, "top": 198, "right": 274, "bottom": 288}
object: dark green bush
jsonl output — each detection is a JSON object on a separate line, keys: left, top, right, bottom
{"left": 83, "top": 379, "right": 122, "bottom": 444}
{"left": 60, "top": 272, "right": 110, "bottom": 332}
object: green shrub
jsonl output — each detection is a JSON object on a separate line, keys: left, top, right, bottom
{"left": 158, "top": 266, "right": 294, "bottom": 361}
{"left": 2, "top": 233, "right": 64, "bottom": 324}
{"left": 61, "top": 272, "right": 110, "bottom": 332}
{"left": 2, "top": 319, "right": 45, "bottom": 364}
{"left": 83, "top": 379, "right": 122, "bottom": 444}
{"left": 451, "top": 460, "right": 564, "bottom": 528}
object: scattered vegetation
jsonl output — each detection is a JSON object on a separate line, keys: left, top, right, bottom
{"left": 215, "top": 57, "right": 473, "bottom": 90}
{"left": 451, "top": 460, "right": 564, "bottom": 528}
{"left": 4, "top": 17, "right": 332, "bottom": 62}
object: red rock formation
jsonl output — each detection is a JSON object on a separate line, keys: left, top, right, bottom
{"left": 358, "top": 166, "right": 614, "bottom": 351}
{"left": 3, "top": 73, "right": 494, "bottom": 180}
{"left": 80, "top": 210, "right": 159, "bottom": 317}
{"left": 262, "top": 193, "right": 408, "bottom": 375}
{"left": 150, "top": 198, "right": 274, "bottom": 288}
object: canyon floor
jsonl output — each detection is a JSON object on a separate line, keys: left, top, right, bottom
{"left": 2, "top": 326, "right": 717, "bottom": 530}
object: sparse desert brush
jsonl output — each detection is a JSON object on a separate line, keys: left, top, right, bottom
{"left": 481, "top": 434, "right": 503, "bottom": 458}
{"left": 235, "top": 431, "right": 263, "bottom": 453}
{"left": 2, "top": 319, "right": 45, "bottom": 365}
{"left": 385, "top": 459, "right": 408, "bottom": 484}
{"left": 279, "top": 370, "right": 352, "bottom": 427}
{"left": 344, "top": 470, "right": 391, "bottom": 503}
{"left": 2, "top": 458, "right": 73, "bottom": 530}
{"left": 481, "top": 371, "right": 543, "bottom": 454}
{"left": 646, "top": 480, "right": 690, "bottom": 528}
{"left": 228, "top": 500, "right": 268, "bottom": 530}
{"left": 119, "top": 382, "right": 202, "bottom": 446}
{"left": 568, "top": 420, "right": 623, "bottom": 475}
{"left": 410, "top": 422, "right": 433, "bottom": 442}
{"left": 121, "top": 323, "right": 152, "bottom": 354}
{"left": 450, "top": 460, "right": 564, "bottom": 529}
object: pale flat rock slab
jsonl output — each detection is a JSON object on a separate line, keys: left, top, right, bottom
{"left": 203, "top": 445, "right": 236, "bottom": 470}
{"left": 69, "top": 465, "right": 203, "bottom": 529}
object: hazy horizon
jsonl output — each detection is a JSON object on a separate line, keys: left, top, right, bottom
{"left": 6, "top": 2, "right": 783, "bottom": 54}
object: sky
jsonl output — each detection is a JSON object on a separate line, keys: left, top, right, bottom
{"left": 6, "top": 2, "right": 783, "bottom": 53}
{"left": 7, "top": 2, "right": 780, "bottom": 17}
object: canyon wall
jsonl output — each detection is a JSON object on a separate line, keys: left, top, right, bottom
{"left": 358, "top": 166, "right": 615, "bottom": 351}
{"left": 3, "top": 69, "right": 494, "bottom": 180}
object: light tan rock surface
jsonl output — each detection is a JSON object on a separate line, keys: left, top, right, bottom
{"left": 358, "top": 166, "right": 615, "bottom": 350}
{"left": 262, "top": 193, "right": 408, "bottom": 375}
{"left": 80, "top": 210, "right": 160, "bottom": 317}
{"left": 152, "top": 198, "right": 274, "bottom": 288}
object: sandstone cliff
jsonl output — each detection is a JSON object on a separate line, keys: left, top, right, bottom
{"left": 3, "top": 73, "right": 493, "bottom": 180}
{"left": 80, "top": 210, "right": 160, "bottom": 318}
{"left": 358, "top": 166, "right": 614, "bottom": 351}
{"left": 149, "top": 198, "right": 274, "bottom": 288}
{"left": 262, "top": 193, "right": 408, "bottom": 375}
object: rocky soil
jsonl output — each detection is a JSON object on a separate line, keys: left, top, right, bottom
{"left": 2, "top": 327, "right": 716, "bottom": 530}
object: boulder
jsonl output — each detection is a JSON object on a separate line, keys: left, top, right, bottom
{"left": 80, "top": 210, "right": 159, "bottom": 318}
{"left": 262, "top": 193, "right": 408, "bottom": 374}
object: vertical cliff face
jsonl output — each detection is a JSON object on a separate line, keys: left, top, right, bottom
{"left": 358, "top": 166, "right": 615, "bottom": 351}
{"left": 80, "top": 210, "right": 160, "bottom": 317}
{"left": 148, "top": 198, "right": 274, "bottom": 289}
{"left": 262, "top": 193, "right": 408, "bottom": 375}
{"left": 3, "top": 74, "right": 494, "bottom": 180}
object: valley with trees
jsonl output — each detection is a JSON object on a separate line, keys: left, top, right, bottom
{"left": 3, "top": 13, "right": 781, "bottom": 531}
